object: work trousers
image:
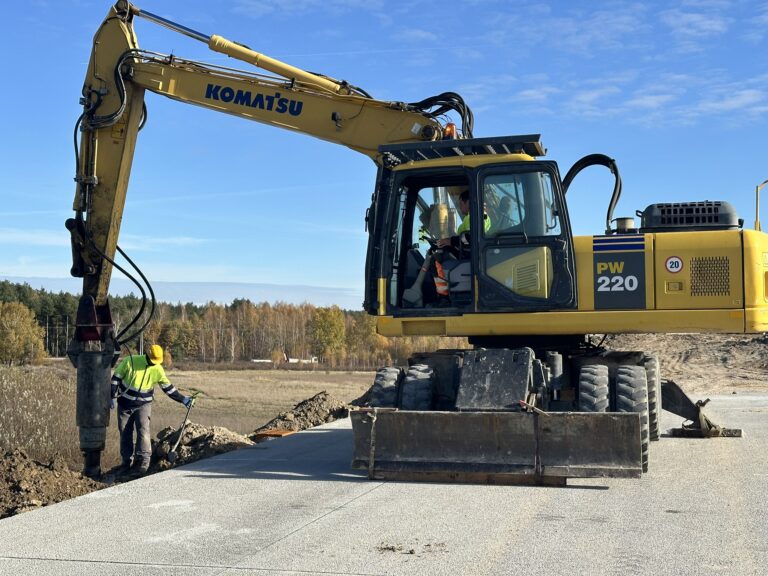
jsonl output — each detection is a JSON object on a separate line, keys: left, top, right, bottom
{"left": 118, "top": 402, "right": 152, "bottom": 468}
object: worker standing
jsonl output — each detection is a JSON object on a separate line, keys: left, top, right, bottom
{"left": 110, "top": 345, "right": 194, "bottom": 477}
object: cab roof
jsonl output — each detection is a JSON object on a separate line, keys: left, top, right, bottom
{"left": 379, "top": 134, "right": 546, "bottom": 167}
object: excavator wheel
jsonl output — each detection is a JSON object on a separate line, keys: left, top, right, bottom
{"left": 577, "top": 364, "right": 609, "bottom": 412}
{"left": 615, "top": 365, "right": 650, "bottom": 472}
{"left": 369, "top": 367, "right": 403, "bottom": 408}
{"left": 399, "top": 364, "right": 434, "bottom": 410}
{"left": 642, "top": 354, "right": 662, "bottom": 441}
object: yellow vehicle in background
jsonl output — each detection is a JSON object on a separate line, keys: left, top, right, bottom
{"left": 68, "top": 2, "right": 750, "bottom": 481}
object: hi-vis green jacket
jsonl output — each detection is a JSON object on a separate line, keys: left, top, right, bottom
{"left": 111, "top": 354, "right": 185, "bottom": 408}
{"left": 457, "top": 212, "right": 491, "bottom": 234}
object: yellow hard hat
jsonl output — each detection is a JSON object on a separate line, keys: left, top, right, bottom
{"left": 147, "top": 344, "right": 164, "bottom": 365}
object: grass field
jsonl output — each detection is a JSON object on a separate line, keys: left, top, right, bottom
{"left": 168, "top": 368, "right": 372, "bottom": 433}
{"left": 0, "top": 362, "right": 372, "bottom": 470}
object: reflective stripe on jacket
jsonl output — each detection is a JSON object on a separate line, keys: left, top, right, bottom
{"left": 111, "top": 354, "right": 182, "bottom": 406}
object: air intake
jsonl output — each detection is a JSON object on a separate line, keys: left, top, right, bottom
{"left": 690, "top": 256, "right": 730, "bottom": 297}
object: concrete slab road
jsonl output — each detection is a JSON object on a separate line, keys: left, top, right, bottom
{"left": 0, "top": 394, "right": 766, "bottom": 576}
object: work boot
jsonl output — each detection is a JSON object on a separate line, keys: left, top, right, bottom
{"left": 127, "top": 461, "right": 149, "bottom": 479}
{"left": 116, "top": 460, "right": 133, "bottom": 476}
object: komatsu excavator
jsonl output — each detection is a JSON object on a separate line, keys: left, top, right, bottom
{"left": 69, "top": 2, "right": 753, "bottom": 481}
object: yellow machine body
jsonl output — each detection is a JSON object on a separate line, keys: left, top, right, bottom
{"left": 69, "top": 3, "right": 751, "bottom": 481}
{"left": 376, "top": 229, "right": 768, "bottom": 337}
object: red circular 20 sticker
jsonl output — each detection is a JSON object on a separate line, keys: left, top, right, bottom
{"left": 665, "top": 256, "right": 683, "bottom": 273}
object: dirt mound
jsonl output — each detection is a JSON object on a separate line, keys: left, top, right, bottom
{"left": 250, "top": 391, "right": 349, "bottom": 438}
{"left": 0, "top": 449, "right": 104, "bottom": 519}
{"left": 2, "top": 392, "right": 349, "bottom": 519}
{"left": 151, "top": 422, "right": 254, "bottom": 472}
{"left": 607, "top": 333, "right": 768, "bottom": 394}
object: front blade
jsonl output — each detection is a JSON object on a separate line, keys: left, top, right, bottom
{"left": 351, "top": 410, "right": 642, "bottom": 484}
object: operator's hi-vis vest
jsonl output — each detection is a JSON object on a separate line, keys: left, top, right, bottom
{"left": 433, "top": 214, "right": 491, "bottom": 297}
{"left": 457, "top": 213, "right": 491, "bottom": 234}
{"left": 111, "top": 355, "right": 180, "bottom": 406}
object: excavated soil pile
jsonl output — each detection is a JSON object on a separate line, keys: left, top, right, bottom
{"left": 0, "top": 449, "right": 105, "bottom": 519}
{"left": 608, "top": 333, "right": 768, "bottom": 393}
{"left": 250, "top": 391, "right": 350, "bottom": 438}
{"left": 151, "top": 422, "right": 254, "bottom": 472}
{"left": 0, "top": 392, "right": 349, "bottom": 519}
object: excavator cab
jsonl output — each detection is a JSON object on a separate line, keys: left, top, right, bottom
{"left": 364, "top": 135, "right": 577, "bottom": 317}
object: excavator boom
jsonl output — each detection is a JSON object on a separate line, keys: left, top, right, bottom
{"left": 67, "top": 1, "right": 470, "bottom": 476}
{"left": 71, "top": 1, "right": 468, "bottom": 310}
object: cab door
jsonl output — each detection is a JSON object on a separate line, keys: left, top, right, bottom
{"left": 365, "top": 165, "right": 472, "bottom": 315}
{"left": 475, "top": 162, "right": 577, "bottom": 311}
{"left": 364, "top": 168, "right": 393, "bottom": 315}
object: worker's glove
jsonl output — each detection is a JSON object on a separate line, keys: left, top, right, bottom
{"left": 183, "top": 396, "right": 195, "bottom": 408}
{"left": 109, "top": 398, "right": 116, "bottom": 410}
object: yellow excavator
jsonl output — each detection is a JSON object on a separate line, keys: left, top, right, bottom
{"left": 69, "top": 2, "right": 752, "bottom": 481}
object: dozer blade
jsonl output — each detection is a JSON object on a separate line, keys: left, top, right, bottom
{"left": 350, "top": 409, "right": 642, "bottom": 485}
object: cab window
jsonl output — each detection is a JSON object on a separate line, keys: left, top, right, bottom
{"left": 483, "top": 171, "right": 561, "bottom": 237}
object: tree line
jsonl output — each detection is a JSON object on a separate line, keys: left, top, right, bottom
{"left": 0, "top": 281, "right": 466, "bottom": 368}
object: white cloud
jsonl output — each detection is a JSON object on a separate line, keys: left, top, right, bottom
{"left": 265, "top": 219, "right": 366, "bottom": 238}
{"left": 117, "top": 235, "right": 208, "bottom": 252}
{"left": 233, "top": 0, "right": 384, "bottom": 18}
{"left": 126, "top": 183, "right": 321, "bottom": 207}
{"left": 745, "top": 4, "right": 768, "bottom": 42}
{"left": 559, "top": 7, "right": 651, "bottom": 53}
{"left": 681, "top": 0, "right": 733, "bottom": 8}
{"left": 451, "top": 47, "right": 485, "bottom": 63}
{"left": 0, "top": 253, "right": 71, "bottom": 279}
{"left": 455, "top": 74, "right": 519, "bottom": 110}
{"left": 659, "top": 9, "right": 731, "bottom": 37}
{"left": 513, "top": 86, "right": 561, "bottom": 104}
{"left": 485, "top": 3, "right": 651, "bottom": 54}
{"left": 657, "top": 6, "right": 733, "bottom": 52}
{"left": 696, "top": 89, "right": 765, "bottom": 113}
{"left": 393, "top": 28, "right": 438, "bottom": 43}
{"left": 0, "top": 228, "right": 68, "bottom": 247}
{"left": 758, "top": 4, "right": 768, "bottom": 24}
{"left": 623, "top": 76, "right": 689, "bottom": 112}
{"left": 0, "top": 227, "right": 207, "bottom": 254}
{"left": 625, "top": 93, "right": 678, "bottom": 110}
{"left": 503, "top": 65, "right": 768, "bottom": 126}
{"left": 618, "top": 73, "right": 767, "bottom": 125}
{"left": 570, "top": 86, "right": 622, "bottom": 107}
{"left": 123, "top": 262, "right": 245, "bottom": 283}
{"left": 0, "top": 210, "right": 67, "bottom": 218}
{"left": 233, "top": 0, "right": 317, "bottom": 18}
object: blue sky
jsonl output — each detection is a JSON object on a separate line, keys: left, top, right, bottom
{"left": 1, "top": 0, "right": 767, "bottom": 309}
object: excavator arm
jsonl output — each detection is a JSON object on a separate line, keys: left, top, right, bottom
{"left": 67, "top": 1, "right": 472, "bottom": 476}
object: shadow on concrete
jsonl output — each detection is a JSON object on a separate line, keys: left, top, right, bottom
{"left": 170, "top": 426, "right": 613, "bottom": 490}
{"left": 176, "top": 427, "right": 368, "bottom": 483}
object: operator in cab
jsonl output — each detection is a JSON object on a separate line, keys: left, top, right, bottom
{"left": 436, "top": 189, "right": 490, "bottom": 250}
{"left": 110, "top": 345, "right": 195, "bottom": 478}
{"left": 430, "top": 189, "right": 490, "bottom": 300}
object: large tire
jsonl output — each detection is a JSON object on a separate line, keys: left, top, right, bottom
{"left": 369, "top": 367, "right": 402, "bottom": 408}
{"left": 399, "top": 364, "right": 434, "bottom": 410}
{"left": 578, "top": 364, "right": 609, "bottom": 412}
{"left": 643, "top": 354, "right": 662, "bottom": 441}
{"left": 615, "top": 365, "right": 650, "bottom": 473}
